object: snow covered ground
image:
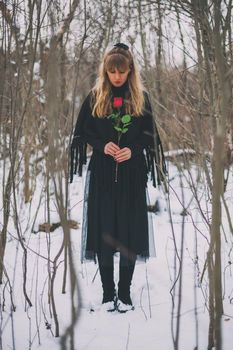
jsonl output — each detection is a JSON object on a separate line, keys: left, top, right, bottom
{"left": 0, "top": 160, "right": 233, "bottom": 349}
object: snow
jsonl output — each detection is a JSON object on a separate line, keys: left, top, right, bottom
{"left": 164, "top": 148, "right": 196, "bottom": 157}
{"left": 0, "top": 159, "right": 233, "bottom": 349}
{"left": 33, "top": 62, "right": 40, "bottom": 81}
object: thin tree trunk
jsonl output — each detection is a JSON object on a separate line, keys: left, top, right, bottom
{"left": 207, "top": 248, "right": 215, "bottom": 349}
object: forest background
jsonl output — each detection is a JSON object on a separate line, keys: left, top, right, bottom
{"left": 0, "top": 0, "right": 233, "bottom": 349}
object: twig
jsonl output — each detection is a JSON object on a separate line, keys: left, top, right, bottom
{"left": 92, "top": 268, "right": 99, "bottom": 284}
{"left": 126, "top": 323, "right": 130, "bottom": 350}
{"left": 145, "top": 263, "right": 152, "bottom": 318}
{"left": 139, "top": 286, "right": 147, "bottom": 321}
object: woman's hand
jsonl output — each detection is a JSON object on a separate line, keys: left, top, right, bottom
{"left": 104, "top": 142, "right": 120, "bottom": 157}
{"left": 114, "top": 147, "right": 132, "bottom": 163}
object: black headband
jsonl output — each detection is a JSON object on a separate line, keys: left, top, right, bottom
{"left": 113, "top": 42, "right": 129, "bottom": 50}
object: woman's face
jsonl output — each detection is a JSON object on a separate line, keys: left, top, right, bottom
{"left": 106, "top": 67, "right": 130, "bottom": 87}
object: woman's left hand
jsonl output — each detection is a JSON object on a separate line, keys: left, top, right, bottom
{"left": 114, "top": 147, "right": 132, "bottom": 162}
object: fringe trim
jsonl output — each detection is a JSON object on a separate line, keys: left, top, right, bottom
{"left": 145, "top": 143, "right": 167, "bottom": 188}
{"left": 70, "top": 137, "right": 167, "bottom": 189}
{"left": 70, "top": 136, "right": 87, "bottom": 183}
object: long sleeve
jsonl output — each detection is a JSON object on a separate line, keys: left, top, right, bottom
{"left": 129, "top": 92, "right": 158, "bottom": 155}
{"left": 70, "top": 92, "right": 106, "bottom": 183}
{"left": 81, "top": 98, "right": 106, "bottom": 153}
{"left": 70, "top": 94, "right": 88, "bottom": 182}
{"left": 129, "top": 92, "right": 167, "bottom": 188}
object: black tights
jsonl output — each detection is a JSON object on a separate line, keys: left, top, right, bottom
{"left": 97, "top": 251, "right": 136, "bottom": 268}
{"left": 97, "top": 248, "right": 136, "bottom": 304}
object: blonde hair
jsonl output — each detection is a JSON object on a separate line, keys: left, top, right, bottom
{"left": 91, "top": 45, "right": 146, "bottom": 118}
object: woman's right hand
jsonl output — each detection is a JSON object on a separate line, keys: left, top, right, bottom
{"left": 104, "top": 142, "right": 120, "bottom": 157}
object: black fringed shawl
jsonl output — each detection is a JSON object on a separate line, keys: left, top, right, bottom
{"left": 69, "top": 93, "right": 91, "bottom": 182}
{"left": 70, "top": 90, "right": 167, "bottom": 187}
{"left": 143, "top": 92, "right": 167, "bottom": 187}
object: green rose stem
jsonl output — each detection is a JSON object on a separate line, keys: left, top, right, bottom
{"left": 107, "top": 111, "right": 132, "bottom": 183}
{"left": 115, "top": 118, "right": 121, "bottom": 183}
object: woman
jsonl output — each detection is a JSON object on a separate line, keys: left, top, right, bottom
{"left": 70, "top": 42, "right": 166, "bottom": 313}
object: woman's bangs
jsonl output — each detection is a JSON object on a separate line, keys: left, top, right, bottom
{"left": 105, "top": 54, "right": 129, "bottom": 72}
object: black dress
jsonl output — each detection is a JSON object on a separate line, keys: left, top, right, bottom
{"left": 70, "top": 81, "right": 166, "bottom": 263}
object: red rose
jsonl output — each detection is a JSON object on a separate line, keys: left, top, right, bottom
{"left": 113, "top": 97, "right": 123, "bottom": 108}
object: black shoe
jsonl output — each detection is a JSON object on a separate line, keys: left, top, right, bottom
{"left": 101, "top": 294, "right": 117, "bottom": 312}
{"left": 102, "top": 289, "right": 116, "bottom": 304}
{"left": 117, "top": 289, "right": 132, "bottom": 306}
{"left": 99, "top": 264, "right": 116, "bottom": 311}
{"left": 117, "top": 298, "right": 134, "bottom": 313}
{"left": 117, "top": 264, "right": 135, "bottom": 312}
{"left": 117, "top": 287, "right": 133, "bottom": 313}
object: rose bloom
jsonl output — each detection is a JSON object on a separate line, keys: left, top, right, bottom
{"left": 113, "top": 97, "right": 123, "bottom": 108}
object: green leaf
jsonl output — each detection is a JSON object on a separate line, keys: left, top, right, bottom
{"left": 108, "top": 112, "right": 120, "bottom": 119}
{"left": 121, "top": 114, "right": 131, "bottom": 123}
{"left": 122, "top": 128, "right": 128, "bottom": 133}
{"left": 114, "top": 126, "right": 122, "bottom": 132}
{"left": 123, "top": 122, "right": 132, "bottom": 127}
